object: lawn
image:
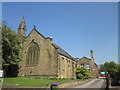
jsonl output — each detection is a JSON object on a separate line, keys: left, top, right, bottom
{"left": 3, "top": 77, "right": 80, "bottom": 87}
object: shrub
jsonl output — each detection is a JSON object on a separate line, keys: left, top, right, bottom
{"left": 76, "top": 67, "right": 90, "bottom": 79}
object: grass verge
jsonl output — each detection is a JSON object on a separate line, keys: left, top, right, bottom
{"left": 3, "top": 77, "right": 81, "bottom": 87}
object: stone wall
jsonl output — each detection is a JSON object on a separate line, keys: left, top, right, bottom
{"left": 58, "top": 54, "right": 77, "bottom": 78}
{"left": 18, "top": 28, "right": 78, "bottom": 78}
{"left": 58, "top": 79, "right": 91, "bottom": 88}
{"left": 94, "top": 63, "right": 99, "bottom": 78}
{"left": 18, "top": 29, "right": 58, "bottom": 77}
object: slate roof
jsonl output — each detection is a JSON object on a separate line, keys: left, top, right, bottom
{"left": 52, "top": 43, "right": 77, "bottom": 61}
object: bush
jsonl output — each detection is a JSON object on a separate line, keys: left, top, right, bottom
{"left": 76, "top": 67, "right": 90, "bottom": 79}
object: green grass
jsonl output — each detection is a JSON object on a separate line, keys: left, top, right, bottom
{"left": 3, "top": 77, "right": 80, "bottom": 87}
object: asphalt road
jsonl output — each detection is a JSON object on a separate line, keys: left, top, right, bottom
{"left": 70, "top": 79, "right": 106, "bottom": 88}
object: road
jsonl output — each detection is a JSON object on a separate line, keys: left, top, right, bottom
{"left": 70, "top": 79, "right": 106, "bottom": 88}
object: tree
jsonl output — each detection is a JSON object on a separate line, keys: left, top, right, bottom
{"left": 76, "top": 67, "right": 91, "bottom": 79}
{"left": 118, "top": 65, "right": 120, "bottom": 71}
{"left": 0, "top": 32, "right": 2, "bottom": 69}
{"left": 104, "top": 61, "right": 119, "bottom": 77}
{"left": 99, "top": 64, "right": 107, "bottom": 74}
{"left": 2, "top": 25, "right": 24, "bottom": 77}
{"left": 0, "top": 22, "right": 2, "bottom": 69}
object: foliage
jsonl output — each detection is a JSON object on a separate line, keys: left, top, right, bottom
{"left": 99, "top": 64, "right": 107, "bottom": 73}
{"left": 76, "top": 67, "right": 90, "bottom": 79}
{"left": 2, "top": 25, "right": 24, "bottom": 65}
{"left": 104, "top": 61, "right": 119, "bottom": 77}
{"left": 118, "top": 64, "right": 120, "bottom": 71}
{"left": 0, "top": 22, "right": 2, "bottom": 68}
{"left": 1, "top": 24, "right": 24, "bottom": 77}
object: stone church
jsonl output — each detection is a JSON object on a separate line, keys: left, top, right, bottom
{"left": 18, "top": 17, "right": 98, "bottom": 78}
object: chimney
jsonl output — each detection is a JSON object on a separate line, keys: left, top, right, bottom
{"left": 90, "top": 50, "right": 94, "bottom": 59}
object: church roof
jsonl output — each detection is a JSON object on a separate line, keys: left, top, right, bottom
{"left": 27, "top": 26, "right": 46, "bottom": 39}
{"left": 26, "top": 25, "right": 77, "bottom": 62}
{"left": 52, "top": 43, "right": 77, "bottom": 61}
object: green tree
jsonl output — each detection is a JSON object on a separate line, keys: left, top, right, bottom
{"left": 2, "top": 25, "right": 24, "bottom": 77}
{"left": 0, "top": 23, "right": 2, "bottom": 69}
{"left": 0, "top": 41, "right": 2, "bottom": 69}
{"left": 118, "top": 64, "right": 120, "bottom": 71}
{"left": 76, "top": 67, "right": 90, "bottom": 79}
{"left": 104, "top": 61, "right": 119, "bottom": 77}
{"left": 99, "top": 64, "right": 107, "bottom": 74}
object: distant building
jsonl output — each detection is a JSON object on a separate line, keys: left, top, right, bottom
{"left": 18, "top": 17, "right": 98, "bottom": 78}
{"left": 77, "top": 50, "right": 98, "bottom": 78}
{"left": 94, "top": 63, "right": 99, "bottom": 78}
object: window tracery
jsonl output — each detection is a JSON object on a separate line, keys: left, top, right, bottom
{"left": 26, "top": 42, "right": 39, "bottom": 66}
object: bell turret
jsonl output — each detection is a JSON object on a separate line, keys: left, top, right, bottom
{"left": 18, "top": 17, "right": 26, "bottom": 37}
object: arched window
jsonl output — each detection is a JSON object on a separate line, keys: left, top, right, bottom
{"left": 26, "top": 42, "right": 39, "bottom": 66}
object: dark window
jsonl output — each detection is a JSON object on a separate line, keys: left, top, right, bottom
{"left": 26, "top": 42, "right": 39, "bottom": 66}
{"left": 62, "top": 57, "right": 64, "bottom": 60}
{"left": 80, "top": 64, "right": 84, "bottom": 67}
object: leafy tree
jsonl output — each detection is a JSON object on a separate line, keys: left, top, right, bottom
{"left": 0, "top": 42, "right": 2, "bottom": 69}
{"left": 99, "top": 64, "right": 107, "bottom": 74}
{"left": 118, "top": 64, "right": 120, "bottom": 71}
{"left": 2, "top": 25, "right": 24, "bottom": 77}
{"left": 76, "top": 67, "right": 90, "bottom": 79}
{"left": 104, "top": 61, "right": 119, "bottom": 77}
{"left": 0, "top": 27, "right": 2, "bottom": 69}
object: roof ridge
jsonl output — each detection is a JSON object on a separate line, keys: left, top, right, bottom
{"left": 52, "top": 43, "right": 77, "bottom": 61}
{"left": 26, "top": 27, "right": 46, "bottom": 39}
{"left": 81, "top": 56, "right": 91, "bottom": 60}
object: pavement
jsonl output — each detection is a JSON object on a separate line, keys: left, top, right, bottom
{"left": 69, "top": 79, "right": 106, "bottom": 88}
{"left": 0, "top": 78, "right": 3, "bottom": 90}
{"left": 109, "top": 86, "right": 120, "bottom": 90}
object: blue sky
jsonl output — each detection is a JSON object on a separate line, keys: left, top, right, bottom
{"left": 2, "top": 2, "right": 118, "bottom": 65}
